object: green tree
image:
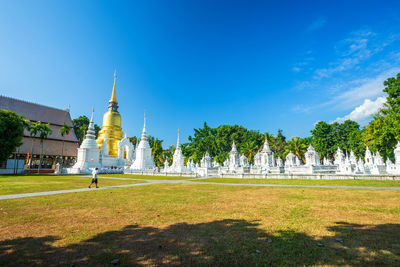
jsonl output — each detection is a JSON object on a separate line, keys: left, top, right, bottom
{"left": 311, "top": 121, "right": 336, "bottom": 159}
{"left": 269, "top": 129, "right": 287, "bottom": 159}
{"left": 362, "top": 73, "right": 400, "bottom": 161}
{"left": 241, "top": 140, "right": 258, "bottom": 163}
{"left": 311, "top": 120, "right": 364, "bottom": 159}
{"left": 37, "top": 123, "right": 53, "bottom": 173}
{"left": 161, "top": 145, "right": 175, "bottom": 166}
{"left": 59, "top": 122, "right": 71, "bottom": 167}
{"left": 0, "top": 110, "right": 28, "bottom": 165}
{"left": 284, "top": 137, "right": 309, "bottom": 163}
{"left": 27, "top": 121, "right": 42, "bottom": 168}
{"left": 128, "top": 136, "right": 138, "bottom": 147}
{"left": 145, "top": 135, "right": 164, "bottom": 167}
{"left": 72, "top": 116, "right": 100, "bottom": 144}
{"left": 182, "top": 123, "right": 266, "bottom": 164}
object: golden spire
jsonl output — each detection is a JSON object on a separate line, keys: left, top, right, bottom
{"left": 109, "top": 70, "right": 117, "bottom": 104}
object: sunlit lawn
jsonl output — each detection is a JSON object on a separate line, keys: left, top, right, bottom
{"left": 194, "top": 177, "right": 400, "bottom": 187}
{"left": 0, "top": 181, "right": 399, "bottom": 266}
{"left": 103, "top": 173, "right": 196, "bottom": 180}
{"left": 0, "top": 175, "right": 144, "bottom": 195}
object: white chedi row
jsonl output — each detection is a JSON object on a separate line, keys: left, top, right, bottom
{"left": 169, "top": 138, "right": 400, "bottom": 176}
{"left": 334, "top": 145, "right": 400, "bottom": 175}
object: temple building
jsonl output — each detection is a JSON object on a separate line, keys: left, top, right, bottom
{"left": 0, "top": 95, "right": 78, "bottom": 173}
{"left": 96, "top": 71, "right": 124, "bottom": 156}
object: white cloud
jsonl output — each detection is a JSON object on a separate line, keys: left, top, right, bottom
{"left": 314, "top": 31, "right": 375, "bottom": 79}
{"left": 292, "top": 67, "right": 400, "bottom": 114}
{"left": 326, "top": 67, "right": 400, "bottom": 109}
{"left": 333, "top": 96, "right": 386, "bottom": 123}
{"left": 307, "top": 17, "right": 327, "bottom": 32}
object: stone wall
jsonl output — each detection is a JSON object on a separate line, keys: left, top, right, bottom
{"left": 218, "top": 173, "right": 400, "bottom": 180}
{"left": 121, "top": 170, "right": 400, "bottom": 180}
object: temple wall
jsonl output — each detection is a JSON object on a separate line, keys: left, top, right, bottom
{"left": 122, "top": 170, "right": 400, "bottom": 180}
{"left": 218, "top": 173, "right": 400, "bottom": 180}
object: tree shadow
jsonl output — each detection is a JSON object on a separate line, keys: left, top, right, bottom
{"left": 0, "top": 220, "right": 399, "bottom": 266}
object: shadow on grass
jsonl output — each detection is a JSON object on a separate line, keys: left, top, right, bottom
{"left": 0, "top": 220, "right": 399, "bottom": 266}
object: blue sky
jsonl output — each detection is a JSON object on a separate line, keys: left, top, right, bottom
{"left": 1, "top": 0, "right": 400, "bottom": 146}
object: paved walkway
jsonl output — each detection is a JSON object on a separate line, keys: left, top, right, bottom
{"left": 0, "top": 182, "right": 151, "bottom": 200}
{"left": 1, "top": 177, "right": 400, "bottom": 200}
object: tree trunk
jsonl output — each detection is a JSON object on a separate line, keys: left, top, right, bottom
{"left": 61, "top": 140, "right": 65, "bottom": 167}
{"left": 29, "top": 138, "right": 34, "bottom": 169}
{"left": 38, "top": 140, "right": 43, "bottom": 174}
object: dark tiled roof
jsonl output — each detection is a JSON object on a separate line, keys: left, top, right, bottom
{"left": 0, "top": 95, "right": 79, "bottom": 143}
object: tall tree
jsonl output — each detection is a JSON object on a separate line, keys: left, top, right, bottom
{"left": 72, "top": 116, "right": 100, "bottom": 144}
{"left": 284, "top": 136, "right": 309, "bottom": 163}
{"left": 128, "top": 136, "right": 138, "bottom": 147}
{"left": 182, "top": 123, "right": 265, "bottom": 164}
{"left": 37, "top": 123, "right": 53, "bottom": 173}
{"left": 0, "top": 110, "right": 28, "bottom": 165}
{"left": 145, "top": 135, "right": 164, "bottom": 167}
{"left": 27, "top": 121, "right": 41, "bottom": 168}
{"left": 269, "top": 129, "right": 287, "bottom": 159}
{"left": 241, "top": 140, "right": 258, "bottom": 163}
{"left": 311, "top": 120, "right": 364, "bottom": 159}
{"left": 363, "top": 73, "right": 400, "bottom": 161}
{"left": 59, "top": 122, "right": 71, "bottom": 167}
{"left": 311, "top": 121, "right": 336, "bottom": 159}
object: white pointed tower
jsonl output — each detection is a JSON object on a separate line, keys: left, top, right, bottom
{"left": 260, "top": 139, "right": 275, "bottom": 167}
{"left": 169, "top": 129, "right": 186, "bottom": 173}
{"left": 229, "top": 141, "right": 240, "bottom": 170}
{"left": 130, "top": 113, "right": 155, "bottom": 170}
{"left": 71, "top": 107, "right": 101, "bottom": 172}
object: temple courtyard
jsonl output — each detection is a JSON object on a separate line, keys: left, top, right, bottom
{"left": 0, "top": 175, "right": 400, "bottom": 266}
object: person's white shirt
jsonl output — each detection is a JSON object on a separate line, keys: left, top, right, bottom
{"left": 92, "top": 169, "right": 98, "bottom": 179}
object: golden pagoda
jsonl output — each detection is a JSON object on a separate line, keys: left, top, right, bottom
{"left": 96, "top": 71, "right": 124, "bottom": 156}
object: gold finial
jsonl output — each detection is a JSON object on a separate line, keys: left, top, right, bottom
{"left": 92, "top": 106, "right": 94, "bottom": 112}
{"left": 144, "top": 111, "right": 146, "bottom": 118}
{"left": 109, "top": 71, "right": 118, "bottom": 104}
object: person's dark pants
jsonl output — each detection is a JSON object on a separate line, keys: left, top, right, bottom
{"left": 89, "top": 178, "right": 98, "bottom": 188}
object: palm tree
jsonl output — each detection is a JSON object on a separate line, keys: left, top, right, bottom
{"left": 284, "top": 137, "right": 308, "bottom": 163}
{"left": 241, "top": 140, "right": 258, "bottom": 163}
{"left": 37, "top": 123, "right": 53, "bottom": 174}
{"left": 59, "top": 122, "right": 71, "bottom": 167}
{"left": 27, "top": 121, "right": 41, "bottom": 168}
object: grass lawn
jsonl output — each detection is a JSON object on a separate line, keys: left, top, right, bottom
{"left": 0, "top": 182, "right": 399, "bottom": 266}
{"left": 102, "top": 173, "right": 196, "bottom": 180}
{"left": 0, "top": 175, "right": 144, "bottom": 195}
{"left": 195, "top": 177, "right": 400, "bottom": 187}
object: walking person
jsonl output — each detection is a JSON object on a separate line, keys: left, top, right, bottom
{"left": 89, "top": 167, "right": 99, "bottom": 188}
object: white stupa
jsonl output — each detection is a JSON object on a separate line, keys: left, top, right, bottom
{"left": 229, "top": 141, "right": 240, "bottom": 170}
{"left": 260, "top": 139, "right": 275, "bottom": 167}
{"left": 129, "top": 113, "right": 155, "bottom": 170}
{"left": 168, "top": 129, "right": 186, "bottom": 173}
{"left": 304, "top": 144, "right": 320, "bottom": 166}
{"left": 70, "top": 107, "right": 101, "bottom": 172}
